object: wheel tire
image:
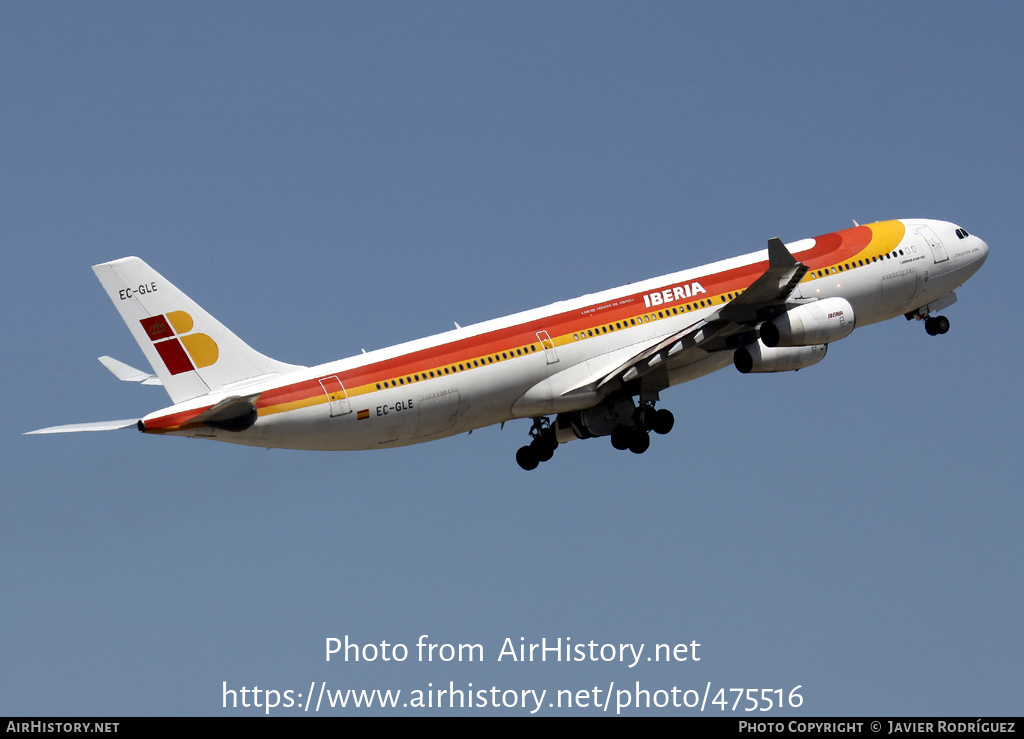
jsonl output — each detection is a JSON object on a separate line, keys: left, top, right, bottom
{"left": 628, "top": 429, "right": 651, "bottom": 454}
{"left": 610, "top": 425, "right": 632, "bottom": 450}
{"left": 531, "top": 437, "right": 555, "bottom": 462}
{"left": 925, "top": 317, "right": 939, "bottom": 336}
{"left": 936, "top": 315, "right": 950, "bottom": 334}
{"left": 516, "top": 446, "right": 539, "bottom": 470}
{"left": 652, "top": 408, "right": 675, "bottom": 435}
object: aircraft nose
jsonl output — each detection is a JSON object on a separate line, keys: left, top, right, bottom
{"left": 975, "top": 236, "right": 990, "bottom": 268}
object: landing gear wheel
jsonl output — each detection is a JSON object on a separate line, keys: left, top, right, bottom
{"left": 519, "top": 417, "right": 556, "bottom": 468}
{"left": 925, "top": 316, "right": 949, "bottom": 336}
{"left": 516, "top": 445, "right": 540, "bottom": 471}
{"left": 531, "top": 436, "right": 556, "bottom": 462}
{"left": 635, "top": 406, "right": 656, "bottom": 432}
{"left": 611, "top": 425, "right": 632, "bottom": 451}
{"left": 628, "top": 429, "right": 651, "bottom": 454}
{"left": 652, "top": 409, "right": 674, "bottom": 435}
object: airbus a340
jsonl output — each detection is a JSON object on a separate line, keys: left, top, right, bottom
{"left": 28, "top": 218, "right": 988, "bottom": 469}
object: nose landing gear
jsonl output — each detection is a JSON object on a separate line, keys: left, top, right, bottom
{"left": 924, "top": 315, "right": 950, "bottom": 335}
{"left": 906, "top": 295, "right": 956, "bottom": 336}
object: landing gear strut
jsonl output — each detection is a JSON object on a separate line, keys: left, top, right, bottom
{"left": 516, "top": 417, "right": 558, "bottom": 471}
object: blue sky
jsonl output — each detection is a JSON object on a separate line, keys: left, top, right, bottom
{"left": 3, "top": 2, "right": 1021, "bottom": 715}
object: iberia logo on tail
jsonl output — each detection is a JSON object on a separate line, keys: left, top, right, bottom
{"left": 139, "top": 310, "right": 219, "bottom": 375}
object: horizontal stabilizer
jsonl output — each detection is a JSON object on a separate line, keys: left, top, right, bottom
{"left": 25, "top": 419, "right": 139, "bottom": 435}
{"left": 99, "top": 356, "right": 163, "bottom": 385}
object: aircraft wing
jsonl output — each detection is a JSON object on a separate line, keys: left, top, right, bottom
{"left": 594, "top": 237, "right": 808, "bottom": 393}
{"left": 716, "top": 237, "right": 809, "bottom": 324}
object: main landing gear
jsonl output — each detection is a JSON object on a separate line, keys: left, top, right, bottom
{"left": 515, "top": 418, "right": 558, "bottom": 471}
{"left": 610, "top": 404, "right": 674, "bottom": 455}
{"left": 515, "top": 401, "right": 676, "bottom": 470}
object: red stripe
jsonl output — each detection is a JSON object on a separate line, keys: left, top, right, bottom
{"left": 153, "top": 224, "right": 888, "bottom": 426}
{"left": 259, "top": 225, "right": 883, "bottom": 409}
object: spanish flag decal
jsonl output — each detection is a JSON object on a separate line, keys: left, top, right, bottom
{"left": 357, "top": 409, "right": 370, "bottom": 420}
{"left": 140, "top": 311, "right": 218, "bottom": 375}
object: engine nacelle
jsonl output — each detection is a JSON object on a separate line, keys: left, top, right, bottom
{"left": 734, "top": 341, "right": 828, "bottom": 374}
{"left": 760, "top": 297, "right": 855, "bottom": 347}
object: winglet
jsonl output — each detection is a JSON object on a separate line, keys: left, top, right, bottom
{"left": 767, "top": 237, "right": 797, "bottom": 268}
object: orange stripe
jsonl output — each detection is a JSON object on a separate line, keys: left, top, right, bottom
{"left": 145, "top": 221, "right": 907, "bottom": 430}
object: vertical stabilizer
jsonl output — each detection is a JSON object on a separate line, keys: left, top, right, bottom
{"left": 92, "top": 257, "right": 304, "bottom": 403}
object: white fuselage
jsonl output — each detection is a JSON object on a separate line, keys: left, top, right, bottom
{"left": 142, "top": 218, "right": 988, "bottom": 451}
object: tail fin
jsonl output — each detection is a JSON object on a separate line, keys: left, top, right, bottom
{"left": 92, "top": 257, "right": 304, "bottom": 404}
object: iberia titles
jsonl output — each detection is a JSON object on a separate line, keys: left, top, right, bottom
{"left": 642, "top": 281, "right": 706, "bottom": 308}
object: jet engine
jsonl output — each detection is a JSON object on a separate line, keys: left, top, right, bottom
{"left": 760, "top": 297, "right": 855, "bottom": 347}
{"left": 734, "top": 341, "right": 828, "bottom": 374}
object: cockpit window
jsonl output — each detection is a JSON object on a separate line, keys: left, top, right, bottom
{"left": 955, "top": 228, "right": 970, "bottom": 239}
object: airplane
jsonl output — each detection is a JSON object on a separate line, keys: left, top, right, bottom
{"left": 27, "top": 218, "right": 988, "bottom": 470}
